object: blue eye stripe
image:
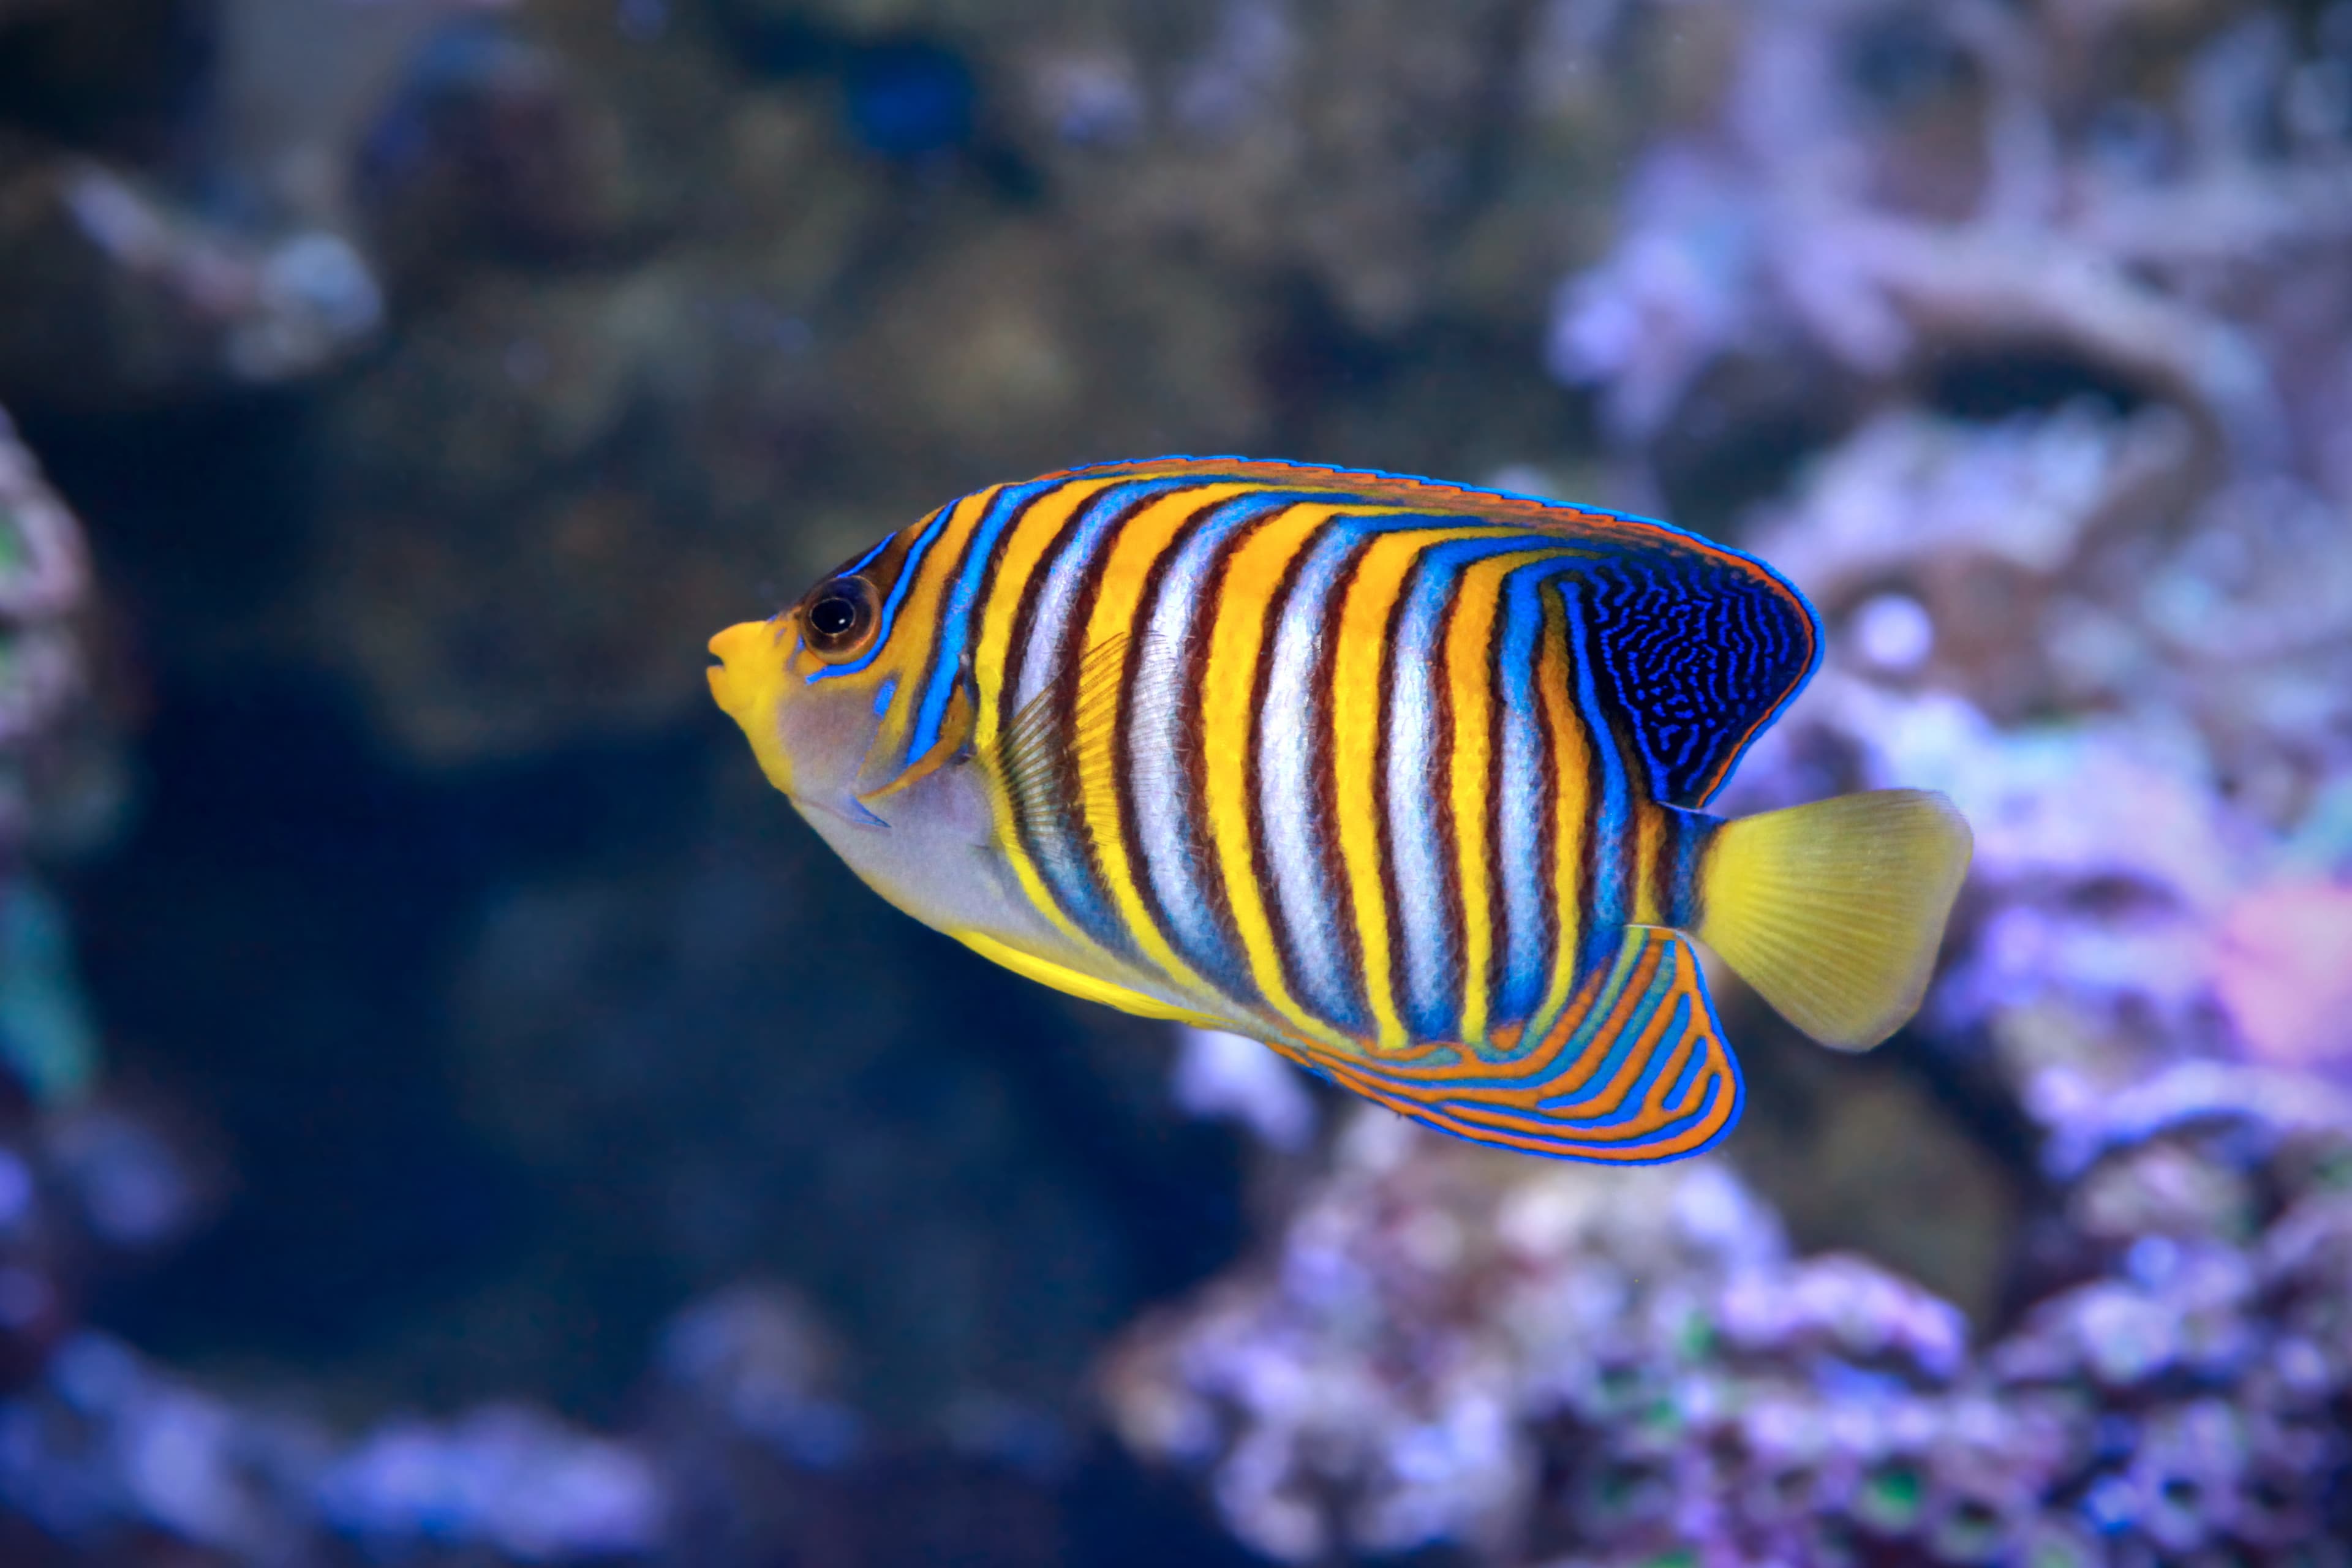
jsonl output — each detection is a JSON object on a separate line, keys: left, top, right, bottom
{"left": 805, "top": 503, "right": 960, "bottom": 684}
{"left": 841, "top": 535, "right": 893, "bottom": 576}
{"left": 872, "top": 674, "right": 897, "bottom": 717}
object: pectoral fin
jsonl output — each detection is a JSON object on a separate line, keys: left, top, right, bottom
{"left": 991, "top": 633, "right": 1133, "bottom": 876}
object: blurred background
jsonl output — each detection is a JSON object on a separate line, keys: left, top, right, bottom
{"left": 1, "top": 0, "right": 2350, "bottom": 1562}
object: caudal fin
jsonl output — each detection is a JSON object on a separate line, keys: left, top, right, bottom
{"left": 1691, "top": 790, "right": 1972, "bottom": 1051}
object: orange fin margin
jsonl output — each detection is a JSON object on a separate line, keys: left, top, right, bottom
{"left": 1294, "top": 926, "right": 1743, "bottom": 1164}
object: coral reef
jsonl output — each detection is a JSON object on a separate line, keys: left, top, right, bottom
{"left": 0, "top": 141, "right": 380, "bottom": 410}
{"left": 0, "top": 1297, "right": 697, "bottom": 1562}
{"left": 1107, "top": 1076, "right": 2352, "bottom": 1564}
{"left": 0, "top": 1274, "right": 1249, "bottom": 1566}
{"left": 0, "top": 408, "right": 94, "bottom": 856}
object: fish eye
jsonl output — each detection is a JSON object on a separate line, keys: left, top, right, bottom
{"left": 799, "top": 575, "right": 878, "bottom": 660}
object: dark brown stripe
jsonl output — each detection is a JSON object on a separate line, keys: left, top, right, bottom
{"left": 1114, "top": 492, "right": 1250, "bottom": 979}
{"left": 1531, "top": 584, "right": 1562, "bottom": 1029}
{"left": 1482, "top": 573, "right": 1508, "bottom": 1035}
{"left": 907, "top": 487, "right": 1006, "bottom": 710}
{"left": 1312, "top": 534, "right": 1377, "bottom": 1031}
{"left": 1425, "top": 559, "right": 1467, "bottom": 1039}
{"left": 939, "top": 481, "right": 1057, "bottom": 728}
{"left": 858, "top": 524, "right": 918, "bottom": 601}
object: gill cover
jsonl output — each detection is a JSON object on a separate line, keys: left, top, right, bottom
{"left": 858, "top": 665, "right": 976, "bottom": 805}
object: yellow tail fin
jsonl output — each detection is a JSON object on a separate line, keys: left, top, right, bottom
{"left": 1692, "top": 790, "right": 1972, "bottom": 1051}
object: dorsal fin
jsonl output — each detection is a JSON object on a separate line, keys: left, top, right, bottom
{"left": 1034, "top": 458, "right": 1819, "bottom": 807}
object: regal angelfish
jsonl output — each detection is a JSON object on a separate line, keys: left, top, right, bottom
{"left": 709, "top": 458, "right": 1972, "bottom": 1163}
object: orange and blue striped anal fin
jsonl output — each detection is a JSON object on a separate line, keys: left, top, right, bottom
{"left": 1308, "top": 926, "right": 1744, "bottom": 1164}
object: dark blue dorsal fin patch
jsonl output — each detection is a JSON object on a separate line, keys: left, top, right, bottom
{"left": 1570, "top": 546, "right": 1819, "bottom": 809}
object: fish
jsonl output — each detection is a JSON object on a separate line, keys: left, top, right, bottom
{"left": 708, "top": 457, "right": 1972, "bottom": 1163}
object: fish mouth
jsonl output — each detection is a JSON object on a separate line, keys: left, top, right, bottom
{"left": 706, "top": 622, "right": 780, "bottom": 726}
{"left": 707, "top": 620, "right": 801, "bottom": 797}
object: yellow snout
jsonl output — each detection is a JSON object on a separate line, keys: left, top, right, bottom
{"left": 707, "top": 619, "right": 797, "bottom": 796}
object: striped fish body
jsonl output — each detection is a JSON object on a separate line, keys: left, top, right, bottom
{"left": 710, "top": 458, "right": 1972, "bottom": 1164}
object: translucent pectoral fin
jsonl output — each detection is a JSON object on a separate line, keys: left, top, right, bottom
{"left": 992, "top": 634, "right": 1130, "bottom": 847}
{"left": 1302, "top": 927, "right": 1744, "bottom": 1164}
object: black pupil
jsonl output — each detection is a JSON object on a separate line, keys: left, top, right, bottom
{"left": 809, "top": 593, "right": 859, "bottom": 637}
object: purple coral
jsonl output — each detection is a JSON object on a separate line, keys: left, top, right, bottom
{"left": 1109, "top": 1087, "right": 2352, "bottom": 1563}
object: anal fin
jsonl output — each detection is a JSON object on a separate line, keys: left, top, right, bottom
{"left": 1302, "top": 926, "right": 1743, "bottom": 1164}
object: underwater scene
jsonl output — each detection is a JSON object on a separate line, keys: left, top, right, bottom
{"left": 4, "top": 0, "right": 2352, "bottom": 1562}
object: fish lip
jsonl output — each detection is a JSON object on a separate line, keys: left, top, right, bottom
{"left": 795, "top": 792, "right": 891, "bottom": 832}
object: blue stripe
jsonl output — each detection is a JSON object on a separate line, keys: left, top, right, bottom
{"left": 1558, "top": 575, "right": 1629, "bottom": 980}
{"left": 805, "top": 503, "right": 960, "bottom": 684}
{"left": 1656, "top": 992, "right": 1714, "bottom": 1109}
{"left": 1546, "top": 987, "right": 1684, "bottom": 1128}
{"left": 1257, "top": 515, "right": 1377, "bottom": 1031}
{"left": 1532, "top": 930, "right": 1656, "bottom": 1112}
{"left": 902, "top": 480, "right": 1063, "bottom": 763}
{"left": 1009, "top": 477, "right": 1204, "bottom": 712}
{"left": 841, "top": 535, "right": 892, "bottom": 577}
{"left": 1493, "top": 560, "right": 1551, "bottom": 1028}
{"left": 1056, "top": 455, "right": 1812, "bottom": 584}
{"left": 1341, "top": 919, "right": 1646, "bottom": 1100}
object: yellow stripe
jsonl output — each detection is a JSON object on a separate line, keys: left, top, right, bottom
{"left": 1531, "top": 585, "right": 1591, "bottom": 1035}
{"left": 971, "top": 478, "right": 1121, "bottom": 753}
{"left": 1330, "top": 526, "right": 1494, "bottom": 1052}
{"left": 968, "top": 477, "right": 1125, "bottom": 955}
{"left": 864, "top": 488, "right": 995, "bottom": 785}
{"left": 1075, "top": 484, "right": 1256, "bottom": 1000}
{"left": 1443, "top": 549, "right": 1554, "bottom": 1047}
{"left": 1630, "top": 801, "right": 1666, "bottom": 925}
{"left": 1197, "top": 502, "right": 1361, "bottom": 1050}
